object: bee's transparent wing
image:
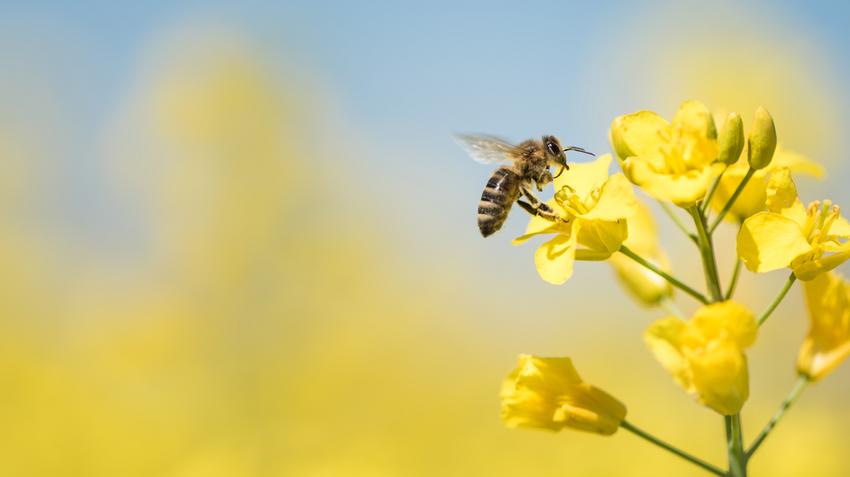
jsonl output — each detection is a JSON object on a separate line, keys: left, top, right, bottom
{"left": 455, "top": 134, "right": 517, "bottom": 164}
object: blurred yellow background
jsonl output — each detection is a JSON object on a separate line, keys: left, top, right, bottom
{"left": 0, "top": 1, "right": 848, "bottom": 475}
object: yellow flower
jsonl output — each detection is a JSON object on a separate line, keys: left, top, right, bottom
{"left": 797, "top": 271, "right": 850, "bottom": 381}
{"left": 501, "top": 355, "right": 627, "bottom": 435}
{"left": 709, "top": 146, "right": 824, "bottom": 223}
{"left": 645, "top": 301, "right": 757, "bottom": 415}
{"left": 737, "top": 169, "right": 850, "bottom": 280}
{"left": 608, "top": 200, "right": 673, "bottom": 306}
{"left": 610, "top": 100, "right": 723, "bottom": 207}
{"left": 513, "top": 154, "right": 637, "bottom": 285}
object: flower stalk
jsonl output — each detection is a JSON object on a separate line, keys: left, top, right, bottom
{"left": 619, "top": 245, "right": 709, "bottom": 304}
{"left": 757, "top": 273, "right": 797, "bottom": 327}
{"left": 747, "top": 375, "right": 809, "bottom": 457}
{"left": 621, "top": 420, "right": 725, "bottom": 476}
{"left": 726, "top": 414, "right": 748, "bottom": 477}
{"left": 710, "top": 167, "right": 756, "bottom": 233}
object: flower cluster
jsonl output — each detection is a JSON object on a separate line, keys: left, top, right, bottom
{"left": 494, "top": 100, "right": 850, "bottom": 476}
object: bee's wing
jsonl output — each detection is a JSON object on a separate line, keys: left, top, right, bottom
{"left": 455, "top": 134, "right": 517, "bottom": 164}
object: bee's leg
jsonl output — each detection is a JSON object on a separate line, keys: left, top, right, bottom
{"left": 519, "top": 187, "right": 564, "bottom": 223}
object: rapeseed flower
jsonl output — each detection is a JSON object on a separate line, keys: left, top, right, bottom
{"left": 513, "top": 154, "right": 637, "bottom": 285}
{"left": 501, "top": 355, "right": 627, "bottom": 435}
{"left": 797, "top": 271, "right": 850, "bottom": 381}
{"left": 610, "top": 100, "right": 722, "bottom": 207}
{"left": 645, "top": 301, "right": 757, "bottom": 415}
{"left": 737, "top": 169, "right": 850, "bottom": 280}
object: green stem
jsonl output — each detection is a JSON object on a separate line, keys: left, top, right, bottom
{"left": 747, "top": 375, "right": 809, "bottom": 458}
{"left": 701, "top": 167, "right": 727, "bottom": 216}
{"left": 757, "top": 273, "right": 797, "bottom": 327}
{"left": 725, "top": 258, "right": 742, "bottom": 300}
{"left": 710, "top": 168, "right": 755, "bottom": 233}
{"left": 688, "top": 207, "right": 724, "bottom": 302}
{"left": 619, "top": 245, "right": 709, "bottom": 305}
{"left": 621, "top": 420, "right": 725, "bottom": 476}
{"left": 725, "top": 414, "right": 748, "bottom": 477}
{"left": 659, "top": 201, "right": 698, "bottom": 244}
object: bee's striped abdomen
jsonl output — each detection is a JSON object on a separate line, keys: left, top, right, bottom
{"left": 478, "top": 166, "right": 521, "bottom": 237}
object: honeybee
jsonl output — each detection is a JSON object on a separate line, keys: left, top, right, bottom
{"left": 457, "top": 134, "right": 594, "bottom": 237}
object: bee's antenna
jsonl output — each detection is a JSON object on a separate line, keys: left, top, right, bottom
{"left": 564, "top": 146, "right": 595, "bottom": 156}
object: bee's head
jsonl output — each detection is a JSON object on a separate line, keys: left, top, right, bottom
{"left": 543, "top": 135, "right": 595, "bottom": 179}
{"left": 542, "top": 135, "right": 568, "bottom": 168}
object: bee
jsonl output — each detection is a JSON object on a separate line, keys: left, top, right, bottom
{"left": 457, "top": 134, "right": 594, "bottom": 237}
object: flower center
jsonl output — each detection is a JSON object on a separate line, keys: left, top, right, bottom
{"left": 555, "top": 185, "right": 601, "bottom": 216}
{"left": 803, "top": 200, "right": 842, "bottom": 246}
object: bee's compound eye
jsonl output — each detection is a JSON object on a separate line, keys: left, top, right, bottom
{"left": 547, "top": 142, "right": 559, "bottom": 156}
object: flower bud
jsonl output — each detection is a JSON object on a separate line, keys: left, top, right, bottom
{"left": 747, "top": 107, "right": 777, "bottom": 170}
{"left": 717, "top": 113, "right": 745, "bottom": 165}
{"left": 501, "top": 355, "right": 627, "bottom": 435}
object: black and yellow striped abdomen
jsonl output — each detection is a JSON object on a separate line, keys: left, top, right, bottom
{"left": 478, "top": 166, "right": 521, "bottom": 237}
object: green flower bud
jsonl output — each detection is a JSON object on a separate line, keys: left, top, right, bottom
{"left": 747, "top": 106, "right": 777, "bottom": 170}
{"left": 717, "top": 112, "right": 745, "bottom": 165}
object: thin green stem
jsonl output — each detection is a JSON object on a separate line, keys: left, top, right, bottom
{"left": 757, "top": 273, "right": 797, "bottom": 327}
{"left": 659, "top": 200, "right": 698, "bottom": 244}
{"left": 688, "top": 206, "right": 724, "bottom": 302}
{"left": 747, "top": 375, "right": 809, "bottom": 458}
{"left": 619, "top": 245, "right": 709, "bottom": 305}
{"left": 725, "top": 414, "right": 748, "bottom": 477}
{"left": 710, "top": 168, "right": 755, "bottom": 233}
{"left": 725, "top": 258, "right": 743, "bottom": 300}
{"left": 621, "top": 420, "right": 725, "bottom": 476}
{"left": 701, "top": 167, "right": 727, "bottom": 216}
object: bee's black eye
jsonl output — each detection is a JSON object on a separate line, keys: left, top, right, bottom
{"left": 547, "top": 142, "right": 559, "bottom": 156}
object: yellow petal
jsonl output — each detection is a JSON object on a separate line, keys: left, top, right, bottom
{"left": 672, "top": 100, "right": 717, "bottom": 139}
{"left": 765, "top": 168, "right": 798, "bottom": 213}
{"left": 737, "top": 212, "right": 812, "bottom": 273}
{"left": 828, "top": 216, "right": 850, "bottom": 238}
{"left": 555, "top": 154, "right": 613, "bottom": 202}
{"left": 688, "top": 341, "right": 750, "bottom": 415}
{"left": 771, "top": 147, "right": 825, "bottom": 179}
{"left": 691, "top": 301, "right": 757, "bottom": 349}
{"left": 644, "top": 317, "right": 693, "bottom": 391}
{"left": 580, "top": 172, "right": 638, "bottom": 221}
{"left": 610, "top": 110, "right": 668, "bottom": 162}
{"left": 534, "top": 232, "right": 577, "bottom": 285}
{"left": 576, "top": 219, "right": 628, "bottom": 258}
{"left": 797, "top": 272, "right": 850, "bottom": 381}
{"left": 622, "top": 158, "right": 719, "bottom": 207}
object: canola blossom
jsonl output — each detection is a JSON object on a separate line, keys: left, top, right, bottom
{"left": 645, "top": 301, "right": 756, "bottom": 415}
{"left": 610, "top": 100, "right": 722, "bottom": 207}
{"left": 798, "top": 271, "right": 850, "bottom": 381}
{"left": 501, "top": 355, "right": 626, "bottom": 435}
{"left": 490, "top": 100, "right": 841, "bottom": 477}
{"left": 737, "top": 169, "right": 850, "bottom": 280}
{"left": 512, "top": 154, "right": 637, "bottom": 285}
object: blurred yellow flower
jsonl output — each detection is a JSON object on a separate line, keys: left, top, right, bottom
{"left": 737, "top": 169, "right": 850, "bottom": 280}
{"left": 512, "top": 154, "right": 637, "bottom": 285}
{"left": 645, "top": 301, "right": 757, "bottom": 415}
{"left": 797, "top": 271, "right": 850, "bottom": 381}
{"left": 610, "top": 100, "right": 722, "bottom": 207}
{"left": 709, "top": 147, "right": 824, "bottom": 223}
{"left": 608, "top": 200, "right": 673, "bottom": 306}
{"left": 501, "top": 355, "right": 626, "bottom": 435}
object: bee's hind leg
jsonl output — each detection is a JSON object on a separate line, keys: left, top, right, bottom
{"left": 517, "top": 196, "right": 563, "bottom": 223}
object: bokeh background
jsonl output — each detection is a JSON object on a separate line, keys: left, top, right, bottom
{"left": 1, "top": 1, "right": 849, "bottom": 475}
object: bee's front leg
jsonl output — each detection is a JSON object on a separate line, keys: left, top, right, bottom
{"left": 535, "top": 170, "right": 554, "bottom": 192}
